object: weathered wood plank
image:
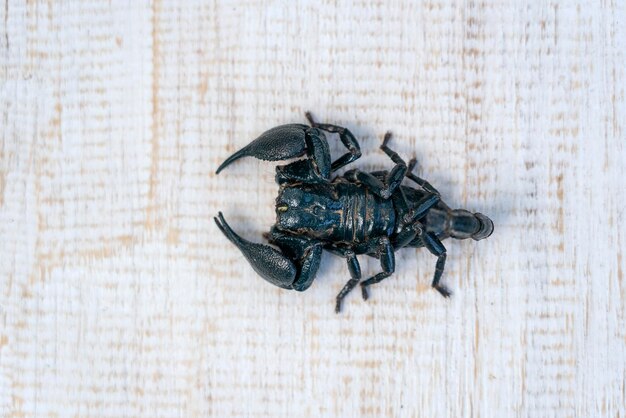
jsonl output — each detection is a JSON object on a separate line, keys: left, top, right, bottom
{"left": 1, "top": 1, "right": 624, "bottom": 417}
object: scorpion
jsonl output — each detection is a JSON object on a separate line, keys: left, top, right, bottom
{"left": 215, "top": 112, "right": 494, "bottom": 313}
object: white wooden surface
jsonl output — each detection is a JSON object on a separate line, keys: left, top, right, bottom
{"left": 1, "top": 1, "right": 625, "bottom": 417}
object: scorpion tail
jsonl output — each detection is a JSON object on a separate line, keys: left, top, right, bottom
{"left": 448, "top": 209, "right": 494, "bottom": 241}
{"left": 472, "top": 213, "right": 494, "bottom": 240}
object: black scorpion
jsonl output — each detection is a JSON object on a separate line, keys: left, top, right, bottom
{"left": 215, "top": 112, "right": 494, "bottom": 312}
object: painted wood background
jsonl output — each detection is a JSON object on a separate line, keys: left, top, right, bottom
{"left": 1, "top": 1, "right": 625, "bottom": 417}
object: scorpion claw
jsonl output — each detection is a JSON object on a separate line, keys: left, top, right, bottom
{"left": 214, "top": 212, "right": 297, "bottom": 289}
{"left": 216, "top": 124, "right": 309, "bottom": 174}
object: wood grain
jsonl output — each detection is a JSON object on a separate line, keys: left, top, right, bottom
{"left": 1, "top": 1, "right": 625, "bottom": 417}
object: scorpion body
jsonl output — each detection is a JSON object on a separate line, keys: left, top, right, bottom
{"left": 215, "top": 113, "right": 493, "bottom": 312}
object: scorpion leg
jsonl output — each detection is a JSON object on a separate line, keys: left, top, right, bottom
{"left": 360, "top": 237, "right": 396, "bottom": 301}
{"left": 378, "top": 131, "right": 408, "bottom": 192}
{"left": 305, "top": 111, "right": 362, "bottom": 171}
{"left": 380, "top": 131, "right": 406, "bottom": 165}
{"left": 343, "top": 132, "right": 407, "bottom": 200}
{"left": 329, "top": 249, "right": 362, "bottom": 313}
{"left": 366, "top": 179, "right": 421, "bottom": 247}
{"left": 406, "top": 158, "right": 441, "bottom": 196}
{"left": 215, "top": 213, "right": 322, "bottom": 291}
{"left": 379, "top": 134, "right": 442, "bottom": 222}
{"left": 420, "top": 231, "right": 451, "bottom": 297}
{"left": 372, "top": 172, "right": 439, "bottom": 226}
{"left": 406, "top": 193, "right": 440, "bottom": 224}
{"left": 344, "top": 166, "right": 406, "bottom": 200}
{"left": 392, "top": 221, "right": 422, "bottom": 249}
{"left": 371, "top": 172, "right": 417, "bottom": 229}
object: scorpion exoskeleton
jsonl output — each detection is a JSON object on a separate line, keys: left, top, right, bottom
{"left": 215, "top": 112, "right": 494, "bottom": 313}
